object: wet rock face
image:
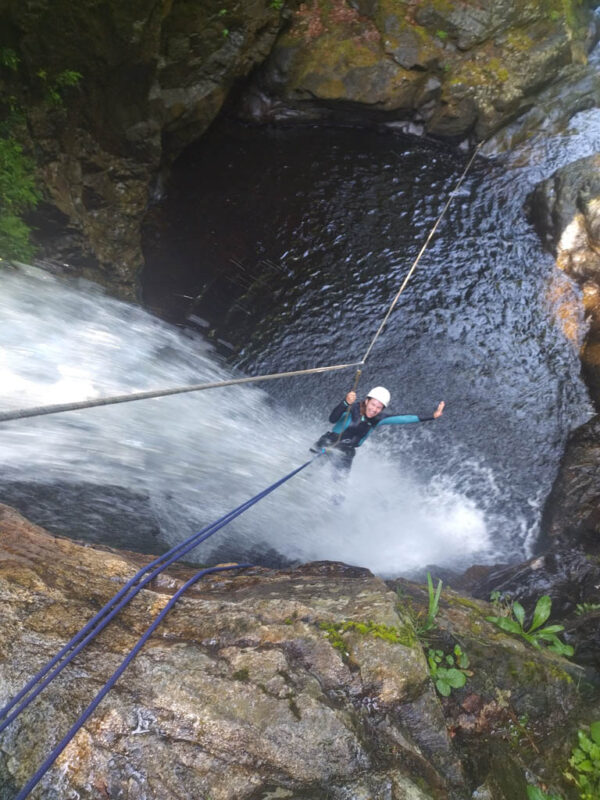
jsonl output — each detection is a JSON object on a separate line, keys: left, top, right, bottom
{"left": 3, "top": 1, "right": 598, "bottom": 296}
{"left": 455, "top": 415, "right": 600, "bottom": 670}
{"left": 481, "top": 60, "right": 600, "bottom": 154}
{"left": 2, "top": 0, "right": 284, "bottom": 297}
{"left": 1, "top": 504, "right": 597, "bottom": 799}
{"left": 246, "top": 0, "right": 597, "bottom": 142}
{"left": 541, "top": 414, "right": 600, "bottom": 545}
{"left": 527, "top": 154, "right": 600, "bottom": 401}
{"left": 528, "top": 154, "right": 600, "bottom": 282}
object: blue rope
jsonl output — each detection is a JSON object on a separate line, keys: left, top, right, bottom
{"left": 0, "top": 455, "right": 318, "bottom": 733}
{"left": 14, "top": 563, "right": 251, "bottom": 800}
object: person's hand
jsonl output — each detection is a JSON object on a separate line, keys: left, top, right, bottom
{"left": 345, "top": 391, "right": 357, "bottom": 405}
{"left": 433, "top": 400, "right": 445, "bottom": 419}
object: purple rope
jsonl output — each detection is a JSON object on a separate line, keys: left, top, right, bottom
{"left": 0, "top": 456, "right": 318, "bottom": 732}
{"left": 14, "top": 563, "right": 251, "bottom": 800}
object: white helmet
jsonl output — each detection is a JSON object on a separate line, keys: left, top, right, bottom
{"left": 367, "top": 386, "right": 390, "bottom": 408}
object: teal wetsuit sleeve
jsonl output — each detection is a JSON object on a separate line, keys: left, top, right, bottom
{"left": 376, "top": 414, "right": 423, "bottom": 426}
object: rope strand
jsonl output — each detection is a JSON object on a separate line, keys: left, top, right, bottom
{"left": 0, "top": 361, "right": 362, "bottom": 423}
{"left": 359, "top": 141, "right": 483, "bottom": 366}
{"left": 13, "top": 563, "right": 252, "bottom": 800}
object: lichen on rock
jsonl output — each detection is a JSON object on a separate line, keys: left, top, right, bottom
{"left": 249, "top": 0, "right": 598, "bottom": 142}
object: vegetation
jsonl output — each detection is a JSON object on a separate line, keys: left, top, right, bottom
{"left": 413, "top": 572, "right": 443, "bottom": 636}
{"left": 574, "top": 602, "right": 600, "bottom": 616}
{"left": 526, "top": 785, "right": 562, "bottom": 800}
{"left": 524, "top": 721, "right": 600, "bottom": 800}
{"left": 0, "top": 46, "right": 81, "bottom": 260}
{"left": 427, "top": 644, "right": 470, "bottom": 696}
{"left": 34, "top": 68, "right": 81, "bottom": 106}
{"left": 565, "top": 721, "right": 600, "bottom": 800}
{"left": 0, "top": 136, "right": 39, "bottom": 259}
{"left": 320, "top": 618, "right": 416, "bottom": 652}
{"left": 486, "top": 594, "right": 574, "bottom": 657}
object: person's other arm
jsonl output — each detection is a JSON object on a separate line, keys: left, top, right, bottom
{"left": 329, "top": 390, "right": 357, "bottom": 423}
{"left": 377, "top": 400, "right": 445, "bottom": 426}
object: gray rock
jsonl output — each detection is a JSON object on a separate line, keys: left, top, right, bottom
{"left": 247, "top": 0, "right": 597, "bottom": 145}
{"left": 0, "top": 504, "right": 596, "bottom": 799}
{"left": 1, "top": 0, "right": 286, "bottom": 297}
{"left": 527, "top": 153, "right": 600, "bottom": 402}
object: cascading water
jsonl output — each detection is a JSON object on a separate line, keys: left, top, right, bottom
{"left": 2, "top": 102, "right": 600, "bottom": 575}
{"left": 0, "top": 265, "right": 492, "bottom": 574}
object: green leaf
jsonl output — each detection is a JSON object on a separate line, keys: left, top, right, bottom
{"left": 590, "top": 721, "right": 600, "bottom": 745}
{"left": 55, "top": 69, "right": 82, "bottom": 87}
{"left": 457, "top": 651, "right": 470, "bottom": 668}
{"left": 588, "top": 742, "right": 600, "bottom": 761}
{"left": 526, "top": 787, "right": 545, "bottom": 800}
{"left": 535, "top": 625, "right": 565, "bottom": 636}
{"left": 526, "top": 787, "right": 561, "bottom": 800}
{"left": 486, "top": 615, "right": 523, "bottom": 635}
{"left": 444, "top": 668, "right": 467, "bottom": 688}
{"left": 513, "top": 601, "right": 525, "bottom": 628}
{"left": 578, "top": 732, "right": 592, "bottom": 753}
{"left": 0, "top": 47, "right": 19, "bottom": 71}
{"left": 530, "top": 595, "right": 552, "bottom": 631}
{"left": 436, "top": 679, "right": 451, "bottom": 696}
{"left": 547, "top": 640, "right": 574, "bottom": 657}
{"left": 572, "top": 745, "right": 587, "bottom": 763}
{"left": 524, "top": 632, "right": 541, "bottom": 648}
{"left": 426, "top": 572, "right": 442, "bottom": 624}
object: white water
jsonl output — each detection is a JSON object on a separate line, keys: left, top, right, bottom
{"left": 2, "top": 63, "right": 600, "bottom": 575}
{"left": 0, "top": 265, "right": 490, "bottom": 575}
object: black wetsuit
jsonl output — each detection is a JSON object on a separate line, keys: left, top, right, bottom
{"left": 312, "top": 398, "right": 434, "bottom": 473}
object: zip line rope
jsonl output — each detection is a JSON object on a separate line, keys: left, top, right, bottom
{"left": 0, "top": 362, "right": 363, "bottom": 423}
{"left": 13, "top": 563, "right": 252, "bottom": 800}
{"left": 358, "top": 140, "right": 484, "bottom": 367}
{"left": 333, "top": 139, "right": 483, "bottom": 436}
{"left": 1, "top": 141, "right": 483, "bottom": 425}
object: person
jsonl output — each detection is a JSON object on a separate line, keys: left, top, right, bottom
{"left": 311, "top": 386, "right": 445, "bottom": 475}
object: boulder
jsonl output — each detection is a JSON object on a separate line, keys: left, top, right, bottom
{"left": 527, "top": 154, "right": 600, "bottom": 401}
{"left": 0, "top": 503, "right": 597, "bottom": 799}
{"left": 246, "top": 0, "right": 597, "bottom": 142}
{"left": 528, "top": 154, "right": 600, "bottom": 282}
{"left": 540, "top": 414, "right": 600, "bottom": 545}
{"left": 0, "top": 0, "right": 285, "bottom": 297}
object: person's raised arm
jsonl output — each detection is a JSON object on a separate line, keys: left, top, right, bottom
{"left": 329, "top": 390, "right": 356, "bottom": 424}
{"left": 377, "top": 399, "right": 445, "bottom": 426}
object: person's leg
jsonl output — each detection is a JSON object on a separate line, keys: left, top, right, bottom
{"left": 310, "top": 432, "right": 337, "bottom": 454}
{"left": 329, "top": 447, "right": 355, "bottom": 504}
